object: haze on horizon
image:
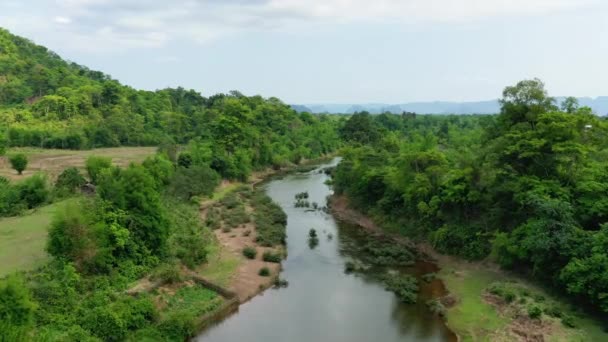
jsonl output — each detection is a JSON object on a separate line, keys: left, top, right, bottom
{"left": 1, "top": 0, "right": 607, "bottom": 104}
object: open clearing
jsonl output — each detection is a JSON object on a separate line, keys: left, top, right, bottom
{"left": 0, "top": 146, "right": 156, "bottom": 181}
{"left": 438, "top": 257, "right": 608, "bottom": 342}
{"left": 0, "top": 199, "right": 75, "bottom": 276}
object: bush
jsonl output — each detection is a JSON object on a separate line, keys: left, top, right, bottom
{"left": 165, "top": 198, "right": 209, "bottom": 268}
{"left": 81, "top": 306, "right": 127, "bottom": 341}
{"left": 309, "top": 228, "right": 317, "bottom": 238}
{"left": 243, "top": 246, "right": 257, "bottom": 259}
{"left": 151, "top": 263, "right": 182, "bottom": 284}
{"left": 561, "top": 314, "right": 577, "bottom": 328}
{"left": 158, "top": 311, "right": 196, "bottom": 340}
{"left": 344, "top": 261, "right": 356, "bottom": 273}
{"left": 258, "top": 267, "right": 271, "bottom": 277}
{"left": 9, "top": 153, "right": 28, "bottom": 175}
{"left": 46, "top": 201, "right": 97, "bottom": 267}
{"left": 177, "top": 153, "right": 193, "bottom": 168}
{"left": 426, "top": 299, "right": 446, "bottom": 317}
{"left": 383, "top": 274, "right": 419, "bottom": 304}
{"left": 16, "top": 173, "right": 49, "bottom": 208}
{"left": 544, "top": 305, "right": 562, "bottom": 318}
{"left": 85, "top": 156, "right": 112, "bottom": 184}
{"left": 0, "top": 180, "right": 22, "bottom": 216}
{"left": 169, "top": 165, "right": 220, "bottom": 200}
{"left": 527, "top": 305, "right": 542, "bottom": 319}
{"left": 262, "top": 251, "right": 282, "bottom": 263}
{"left": 142, "top": 155, "right": 174, "bottom": 189}
{"left": 55, "top": 167, "right": 86, "bottom": 193}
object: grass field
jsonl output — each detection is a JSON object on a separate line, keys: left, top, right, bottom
{"left": 0, "top": 146, "right": 157, "bottom": 181}
{"left": 439, "top": 259, "right": 608, "bottom": 342}
{"left": 0, "top": 199, "right": 76, "bottom": 277}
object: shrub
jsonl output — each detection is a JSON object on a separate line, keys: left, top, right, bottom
{"left": 344, "top": 261, "right": 356, "bottom": 273}
{"left": 85, "top": 156, "right": 112, "bottom": 184}
{"left": 16, "top": 174, "right": 49, "bottom": 208}
{"left": 177, "top": 152, "right": 193, "bottom": 168}
{"left": 262, "top": 251, "right": 282, "bottom": 263}
{"left": 421, "top": 273, "right": 436, "bottom": 283}
{"left": 158, "top": 311, "right": 197, "bottom": 340}
{"left": 81, "top": 306, "right": 127, "bottom": 341}
{"left": 142, "top": 155, "right": 174, "bottom": 189}
{"left": 151, "top": 262, "right": 182, "bottom": 284}
{"left": 169, "top": 165, "right": 220, "bottom": 200}
{"left": 46, "top": 201, "right": 97, "bottom": 267}
{"left": 243, "top": 247, "right": 257, "bottom": 259}
{"left": 561, "top": 314, "right": 577, "bottom": 328}
{"left": 252, "top": 191, "right": 287, "bottom": 247}
{"left": 9, "top": 153, "right": 28, "bottom": 175}
{"left": 383, "top": 274, "right": 419, "bottom": 304}
{"left": 0, "top": 275, "right": 37, "bottom": 331}
{"left": 55, "top": 167, "right": 86, "bottom": 193}
{"left": 223, "top": 205, "right": 250, "bottom": 228}
{"left": 273, "top": 278, "right": 289, "bottom": 288}
{"left": 0, "top": 181, "right": 22, "bottom": 216}
{"left": 544, "top": 305, "right": 562, "bottom": 318}
{"left": 426, "top": 299, "right": 446, "bottom": 317}
{"left": 165, "top": 198, "right": 209, "bottom": 268}
{"left": 527, "top": 305, "right": 542, "bottom": 319}
{"left": 309, "top": 228, "right": 317, "bottom": 238}
{"left": 258, "top": 267, "right": 271, "bottom": 277}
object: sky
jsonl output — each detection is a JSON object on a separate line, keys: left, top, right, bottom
{"left": 1, "top": 0, "right": 607, "bottom": 104}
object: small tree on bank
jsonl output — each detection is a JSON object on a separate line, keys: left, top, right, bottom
{"left": 9, "top": 154, "right": 28, "bottom": 175}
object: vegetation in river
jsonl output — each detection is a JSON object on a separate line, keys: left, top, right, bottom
{"left": 382, "top": 273, "right": 419, "bottom": 304}
{"left": 262, "top": 251, "right": 282, "bottom": 263}
{"left": 252, "top": 190, "right": 288, "bottom": 247}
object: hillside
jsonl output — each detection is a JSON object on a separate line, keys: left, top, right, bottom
{"left": 0, "top": 28, "right": 341, "bottom": 173}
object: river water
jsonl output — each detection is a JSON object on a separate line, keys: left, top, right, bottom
{"left": 196, "top": 158, "right": 454, "bottom": 342}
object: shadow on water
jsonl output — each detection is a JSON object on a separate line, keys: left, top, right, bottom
{"left": 196, "top": 158, "right": 457, "bottom": 342}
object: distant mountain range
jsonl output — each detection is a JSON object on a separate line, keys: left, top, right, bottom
{"left": 292, "top": 97, "right": 608, "bottom": 115}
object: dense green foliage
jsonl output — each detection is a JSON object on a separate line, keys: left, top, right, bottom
{"left": 0, "top": 27, "right": 332, "bottom": 341}
{"left": 333, "top": 79, "right": 608, "bottom": 315}
{"left": 0, "top": 174, "right": 50, "bottom": 216}
{"left": 0, "top": 29, "right": 340, "bottom": 180}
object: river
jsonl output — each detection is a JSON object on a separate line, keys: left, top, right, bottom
{"left": 196, "top": 158, "right": 454, "bottom": 342}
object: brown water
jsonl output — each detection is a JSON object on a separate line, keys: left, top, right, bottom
{"left": 196, "top": 158, "right": 455, "bottom": 342}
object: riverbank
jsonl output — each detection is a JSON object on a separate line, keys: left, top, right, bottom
{"left": 195, "top": 155, "right": 336, "bottom": 303}
{"left": 329, "top": 194, "right": 608, "bottom": 342}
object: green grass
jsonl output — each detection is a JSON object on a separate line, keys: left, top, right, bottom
{"left": 440, "top": 266, "right": 509, "bottom": 342}
{"left": 0, "top": 199, "right": 75, "bottom": 276}
{"left": 439, "top": 262, "right": 608, "bottom": 342}
{"left": 161, "top": 285, "right": 224, "bottom": 318}
{"left": 197, "top": 241, "right": 239, "bottom": 287}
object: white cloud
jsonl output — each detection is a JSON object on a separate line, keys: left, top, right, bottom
{"left": 2, "top": 0, "right": 604, "bottom": 52}
{"left": 54, "top": 16, "right": 72, "bottom": 24}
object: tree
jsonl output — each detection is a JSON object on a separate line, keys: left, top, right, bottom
{"left": 561, "top": 96, "right": 579, "bottom": 114}
{"left": 55, "top": 167, "right": 86, "bottom": 193}
{"left": 339, "top": 112, "right": 381, "bottom": 144}
{"left": 499, "top": 78, "right": 556, "bottom": 127}
{"left": 9, "top": 153, "right": 27, "bottom": 175}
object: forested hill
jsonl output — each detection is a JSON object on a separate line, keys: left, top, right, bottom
{"left": 0, "top": 28, "right": 341, "bottom": 175}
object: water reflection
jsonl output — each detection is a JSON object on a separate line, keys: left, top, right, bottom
{"left": 196, "top": 159, "right": 453, "bottom": 342}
